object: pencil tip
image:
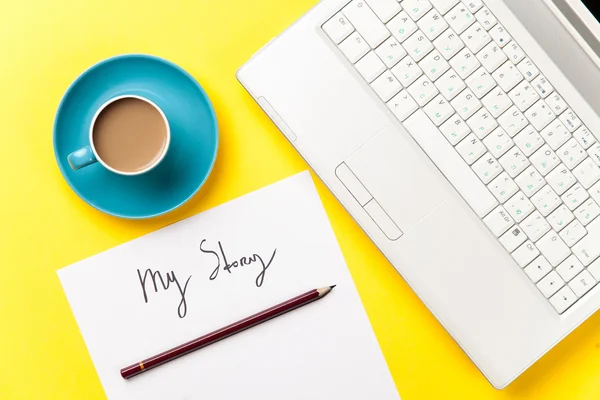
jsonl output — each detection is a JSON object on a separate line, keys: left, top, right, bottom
{"left": 318, "top": 285, "right": 337, "bottom": 297}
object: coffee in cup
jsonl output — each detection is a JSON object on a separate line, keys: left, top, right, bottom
{"left": 68, "top": 95, "right": 170, "bottom": 175}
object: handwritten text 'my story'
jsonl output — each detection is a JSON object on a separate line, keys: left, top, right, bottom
{"left": 136, "top": 239, "right": 278, "bottom": 318}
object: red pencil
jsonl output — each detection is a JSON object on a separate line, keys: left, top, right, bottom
{"left": 120, "top": 285, "right": 336, "bottom": 379}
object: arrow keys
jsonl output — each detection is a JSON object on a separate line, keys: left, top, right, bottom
{"left": 556, "top": 255, "right": 585, "bottom": 282}
{"left": 537, "top": 270, "right": 565, "bottom": 298}
{"left": 549, "top": 286, "right": 578, "bottom": 314}
{"left": 524, "top": 256, "right": 552, "bottom": 283}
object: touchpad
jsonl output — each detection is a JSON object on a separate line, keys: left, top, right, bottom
{"left": 344, "top": 127, "right": 447, "bottom": 233}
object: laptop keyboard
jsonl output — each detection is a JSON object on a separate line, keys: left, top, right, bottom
{"left": 322, "top": 0, "right": 600, "bottom": 314}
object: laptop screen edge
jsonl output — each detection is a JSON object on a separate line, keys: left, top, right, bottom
{"left": 566, "top": 0, "right": 600, "bottom": 40}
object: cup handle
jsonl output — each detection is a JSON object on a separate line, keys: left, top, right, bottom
{"left": 68, "top": 146, "right": 98, "bottom": 170}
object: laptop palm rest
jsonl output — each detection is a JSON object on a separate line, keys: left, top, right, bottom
{"left": 337, "top": 127, "right": 448, "bottom": 238}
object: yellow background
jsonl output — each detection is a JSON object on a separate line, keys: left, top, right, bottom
{"left": 1, "top": 0, "right": 600, "bottom": 398}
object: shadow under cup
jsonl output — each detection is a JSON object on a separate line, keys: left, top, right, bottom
{"left": 92, "top": 96, "right": 170, "bottom": 174}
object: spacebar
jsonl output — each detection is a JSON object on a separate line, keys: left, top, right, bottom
{"left": 403, "top": 110, "right": 498, "bottom": 218}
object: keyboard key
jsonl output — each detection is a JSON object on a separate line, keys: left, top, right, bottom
{"left": 387, "top": 90, "right": 419, "bottom": 121}
{"left": 435, "top": 69, "right": 467, "bottom": 100}
{"left": 372, "top": 70, "right": 403, "bottom": 101}
{"left": 557, "top": 255, "right": 585, "bottom": 282}
{"left": 517, "top": 58, "right": 540, "bottom": 82}
{"left": 537, "top": 270, "right": 565, "bottom": 298}
{"left": 430, "top": 0, "right": 460, "bottom": 15}
{"left": 559, "top": 109, "right": 583, "bottom": 133}
{"left": 547, "top": 205, "right": 574, "bottom": 232}
{"left": 562, "top": 183, "right": 589, "bottom": 211}
{"left": 376, "top": 37, "right": 408, "bottom": 67}
{"left": 339, "top": 32, "right": 371, "bottom": 63}
{"left": 463, "top": 0, "right": 483, "bottom": 12}
{"left": 403, "top": 110, "right": 499, "bottom": 217}
{"left": 483, "top": 205, "right": 515, "bottom": 236}
{"left": 589, "top": 144, "right": 600, "bottom": 167}
{"left": 588, "top": 258, "right": 600, "bottom": 281}
{"left": 408, "top": 76, "right": 439, "bottom": 106}
{"left": 513, "top": 240, "right": 540, "bottom": 268}
{"left": 569, "top": 270, "right": 597, "bottom": 297}
{"left": 505, "top": 191, "right": 534, "bottom": 222}
{"left": 537, "top": 231, "right": 571, "bottom": 267}
{"left": 323, "top": 13, "right": 355, "bottom": 43}
{"left": 450, "top": 48, "right": 481, "bottom": 79}
{"left": 545, "top": 93, "right": 568, "bottom": 116}
{"left": 387, "top": 11, "right": 419, "bottom": 42}
{"left": 475, "top": 7, "right": 497, "bottom": 30}
{"left": 456, "top": 133, "right": 486, "bottom": 164}
{"left": 343, "top": 0, "right": 391, "bottom": 47}
{"left": 515, "top": 166, "right": 545, "bottom": 197}
{"left": 521, "top": 211, "right": 551, "bottom": 242}
{"left": 492, "top": 62, "right": 523, "bottom": 92}
{"left": 483, "top": 127, "right": 513, "bottom": 158}
{"left": 482, "top": 87, "right": 512, "bottom": 118}
{"left": 546, "top": 165, "right": 576, "bottom": 195}
{"left": 575, "top": 199, "right": 600, "bottom": 226}
{"left": 418, "top": 9, "right": 449, "bottom": 40}
{"left": 531, "top": 145, "right": 560, "bottom": 176}
{"left": 532, "top": 185, "right": 561, "bottom": 216}
{"left": 424, "top": 95, "right": 455, "bottom": 125}
{"left": 445, "top": 3, "right": 475, "bottom": 33}
{"left": 509, "top": 81, "right": 539, "bottom": 112}
{"left": 514, "top": 126, "right": 544, "bottom": 157}
{"left": 560, "top": 220, "right": 587, "bottom": 247}
{"left": 541, "top": 120, "right": 571, "bottom": 151}
{"left": 525, "top": 100, "right": 554, "bottom": 131}
{"left": 451, "top": 89, "right": 482, "bottom": 120}
{"left": 500, "top": 225, "right": 527, "bottom": 252}
{"left": 419, "top": 50, "right": 450, "bottom": 81}
{"left": 403, "top": 30, "right": 435, "bottom": 61}
{"left": 478, "top": 42, "right": 507, "bottom": 73}
{"left": 365, "top": 0, "right": 402, "bottom": 22}
{"left": 401, "top": 0, "right": 433, "bottom": 21}
{"left": 524, "top": 255, "right": 552, "bottom": 282}
{"left": 531, "top": 75, "right": 553, "bottom": 99}
{"left": 503, "top": 42, "right": 525, "bottom": 64}
{"left": 489, "top": 24, "right": 511, "bottom": 48}
{"left": 558, "top": 139, "right": 587, "bottom": 170}
{"left": 461, "top": 22, "right": 491, "bottom": 53}
{"left": 592, "top": 181, "right": 600, "bottom": 203}
{"left": 468, "top": 109, "right": 498, "bottom": 139}
{"left": 434, "top": 28, "right": 465, "bottom": 60}
{"left": 355, "top": 52, "right": 387, "bottom": 82}
{"left": 440, "top": 114, "right": 471, "bottom": 144}
{"left": 488, "top": 172, "right": 519, "bottom": 203}
{"left": 499, "top": 148, "right": 529, "bottom": 178}
{"left": 472, "top": 153, "right": 502, "bottom": 183}
{"left": 498, "top": 106, "right": 528, "bottom": 137}
{"left": 573, "top": 126, "right": 596, "bottom": 150}
{"left": 573, "top": 158, "right": 600, "bottom": 189}
{"left": 391, "top": 56, "right": 424, "bottom": 87}
{"left": 549, "top": 286, "right": 577, "bottom": 314}
{"left": 573, "top": 217, "right": 600, "bottom": 265}
{"left": 466, "top": 67, "right": 496, "bottom": 98}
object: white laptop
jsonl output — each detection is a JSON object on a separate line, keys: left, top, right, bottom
{"left": 238, "top": 0, "right": 600, "bottom": 389}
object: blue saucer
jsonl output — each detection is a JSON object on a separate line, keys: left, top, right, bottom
{"left": 53, "top": 55, "right": 218, "bottom": 219}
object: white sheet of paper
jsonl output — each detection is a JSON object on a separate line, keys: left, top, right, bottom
{"left": 58, "top": 172, "right": 399, "bottom": 400}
